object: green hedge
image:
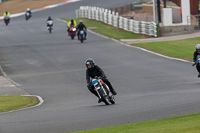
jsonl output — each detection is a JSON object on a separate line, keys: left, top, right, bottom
{"left": 1, "top": 0, "right": 9, "bottom": 2}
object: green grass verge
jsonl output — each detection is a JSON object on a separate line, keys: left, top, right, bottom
{"left": 64, "top": 18, "right": 148, "bottom": 39}
{"left": 131, "top": 37, "right": 200, "bottom": 61}
{"left": 0, "top": 95, "right": 39, "bottom": 113}
{"left": 70, "top": 113, "right": 200, "bottom": 133}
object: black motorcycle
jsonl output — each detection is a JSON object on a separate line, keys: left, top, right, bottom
{"left": 92, "top": 77, "right": 115, "bottom": 105}
{"left": 4, "top": 17, "right": 10, "bottom": 26}
{"left": 25, "top": 12, "right": 31, "bottom": 21}
{"left": 79, "top": 30, "right": 85, "bottom": 43}
{"left": 47, "top": 20, "right": 53, "bottom": 33}
{"left": 47, "top": 25, "right": 53, "bottom": 33}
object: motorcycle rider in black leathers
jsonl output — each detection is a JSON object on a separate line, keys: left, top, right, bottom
{"left": 85, "top": 58, "right": 117, "bottom": 103}
{"left": 77, "top": 20, "right": 87, "bottom": 40}
{"left": 25, "top": 8, "right": 32, "bottom": 20}
{"left": 193, "top": 44, "right": 200, "bottom": 77}
{"left": 46, "top": 16, "right": 53, "bottom": 27}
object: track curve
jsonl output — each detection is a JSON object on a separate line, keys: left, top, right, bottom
{"left": 0, "top": 0, "right": 200, "bottom": 133}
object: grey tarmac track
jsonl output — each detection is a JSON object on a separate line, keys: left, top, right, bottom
{"left": 0, "top": 0, "right": 200, "bottom": 133}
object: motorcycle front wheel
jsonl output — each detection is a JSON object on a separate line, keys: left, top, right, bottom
{"left": 103, "top": 84, "right": 115, "bottom": 104}
{"left": 98, "top": 89, "right": 109, "bottom": 105}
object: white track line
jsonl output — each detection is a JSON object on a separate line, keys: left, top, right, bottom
{"left": 0, "top": 66, "right": 21, "bottom": 87}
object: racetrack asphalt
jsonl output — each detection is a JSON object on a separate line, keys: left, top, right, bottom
{"left": 0, "top": 0, "right": 200, "bottom": 133}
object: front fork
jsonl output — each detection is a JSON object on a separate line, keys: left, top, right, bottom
{"left": 95, "top": 85, "right": 107, "bottom": 99}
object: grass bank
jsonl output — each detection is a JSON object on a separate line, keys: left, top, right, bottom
{"left": 131, "top": 37, "right": 200, "bottom": 61}
{"left": 0, "top": 95, "right": 39, "bottom": 113}
{"left": 71, "top": 113, "right": 200, "bottom": 133}
{"left": 64, "top": 18, "right": 148, "bottom": 39}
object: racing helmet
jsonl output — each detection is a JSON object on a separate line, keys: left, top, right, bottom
{"left": 27, "top": 8, "right": 30, "bottom": 11}
{"left": 196, "top": 44, "right": 200, "bottom": 54}
{"left": 196, "top": 44, "right": 200, "bottom": 50}
{"left": 85, "top": 58, "right": 95, "bottom": 68}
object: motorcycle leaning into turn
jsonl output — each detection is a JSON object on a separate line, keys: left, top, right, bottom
{"left": 91, "top": 76, "right": 115, "bottom": 105}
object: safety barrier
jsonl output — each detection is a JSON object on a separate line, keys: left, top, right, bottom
{"left": 76, "top": 6, "right": 158, "bottom": 37}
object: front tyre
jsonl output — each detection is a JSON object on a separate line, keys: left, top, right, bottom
{"left": 49, "top": 27, "right": 52, "bottom": 33}
{"left": 80, "top": 35, "right": 84, "bottom": 43}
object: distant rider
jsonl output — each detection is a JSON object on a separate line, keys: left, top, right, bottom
{"left": 85, "top": 58, "right": 117, "bottom": 103}
{"left": 3, "top": 11, "right": 10, "bottom": 25}
{"left": 77, "top": 20, "right": 87, "bottom": 40}
{"left": 26, "top": 8, "right": 32, "bottom": 17}
{"left": 46, "top": 16, "right": 54, "bottom": 27}
{"left": 193, "top": 44, "right": 200, "bottom": 77}
{"left": 67, "top": 19, "right": 77, "bottom": 35}
{"left": 3, "top": 11, "right": 10, "bottom": 18}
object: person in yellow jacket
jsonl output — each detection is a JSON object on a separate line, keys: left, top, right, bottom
{"left": 3, "top": 11, "right": 10, "bottom": 26}
{"left": 3, "top": 11, "right": 10, "bottom": 18}
{"left": 68, "top": 19, "right": 77, "bottom": 27}
{"left": 67, "top": 19, "right": 77, "bottom": 35}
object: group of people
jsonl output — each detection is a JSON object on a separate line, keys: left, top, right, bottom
{"left": 67, "top": 19, "right": 87, "bottom": 40}
{"left": 47, "top": 17, "right": 87, "bottom": 39}
{"left": 3, "top": 9, "right": 87, "bottom": 39}
{"left": 3, "top": 8, "right": 32, "bottom": 22}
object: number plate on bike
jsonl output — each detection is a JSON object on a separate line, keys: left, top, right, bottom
{"left": 80, "top": 30, "right": 84, "bottom": 34}
{"left": 92, "top": 79, "right": 98, "bottom": 85}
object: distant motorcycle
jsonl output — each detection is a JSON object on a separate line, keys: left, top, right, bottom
{"left": 4, "top": 17, "right": 10, "bottom": 26}
{"left": 92, "top": 77, "right": 115, "bottom": 105}
{"left": 25, "top": 12, "right": 31, "bottom": 21}
{"left": 47, "top": 20, "right": 53, "bottom": 33}
{"left": 79, "top": 30, "right": 85, "bottom": 43}
{"left": 69, "top": 25, "right": 76, "bottom": 39}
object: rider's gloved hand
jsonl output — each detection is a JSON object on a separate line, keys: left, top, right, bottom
{"left": 87, "top": 83, "right": 93, "bottom": 88}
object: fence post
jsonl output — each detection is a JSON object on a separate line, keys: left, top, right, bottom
{"left": 76, "top": 10, "right": 78, "bottom": 18}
